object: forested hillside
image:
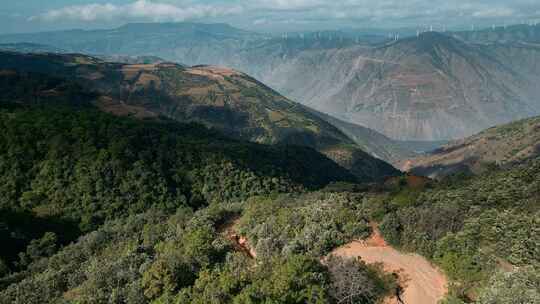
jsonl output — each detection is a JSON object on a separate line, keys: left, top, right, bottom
{"left": 0, "top": 103, "right": 400, "bottom": 303}
{"left": 0, "top": 51, "right": 400, "bottom": 182}
{"left": 1, "top": 102, "right": 538, "bottom": 303}
{"left": 0, "top": 195, "right": 396, "bottom": 304}
{"left": 0, "top": 103, "right": 357, "bottom": 271}
{"left": 377, "top": 159, "right": 540, "bottom": 302}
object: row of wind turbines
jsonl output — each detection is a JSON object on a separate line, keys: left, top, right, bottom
{"left": 277, "top": 21, "right": 540, "bottom": 43}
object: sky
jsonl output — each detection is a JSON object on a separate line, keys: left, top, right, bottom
{"left": 2, "top": 0, "right": 540, "bottom": 34}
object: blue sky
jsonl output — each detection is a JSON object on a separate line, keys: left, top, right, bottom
{"left": 2, "top": 0, "right": 540, "bottom": 34}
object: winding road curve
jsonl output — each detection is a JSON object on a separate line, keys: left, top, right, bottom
{"left": 330, "top": 224, "right": 448, "bottom": 304}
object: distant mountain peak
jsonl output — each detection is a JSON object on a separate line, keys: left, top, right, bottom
{"left": 115, "top": 22, "right": 256, "bottom": 37}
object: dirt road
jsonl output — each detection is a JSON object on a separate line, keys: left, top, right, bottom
{"left": 330, "top": 225, "right": 448, "bottom": 304}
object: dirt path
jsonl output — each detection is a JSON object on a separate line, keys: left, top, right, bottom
{"left": 330, "top": 224, "right": 448, "bottom": 304}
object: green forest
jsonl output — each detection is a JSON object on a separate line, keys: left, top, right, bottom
{"left": 0, "top": 103, "right": 395, "bottom": 303}
{"left": 0, "top": 102, "right": 539, "bottom": 303}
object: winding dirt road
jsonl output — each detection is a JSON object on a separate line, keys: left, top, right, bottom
{"left": 330, "top": 225, "right": 448, "bottom": 304}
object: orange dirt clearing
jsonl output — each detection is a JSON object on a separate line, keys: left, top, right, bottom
{"left": 330, "top": 225, "right": 448, "bottom": 304}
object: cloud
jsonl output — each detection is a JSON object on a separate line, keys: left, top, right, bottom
{"left": 472, "top": 8, "right": 516, "bottom": 18}
{"left": 244, "top": 0, "right": 540, "bottom": 26}
{"left": 250, "top": 0, "right": 326, "bottom": 10}
{"left": 31, "top": 0, "right": 243, "bottom": 22}
{"left": 30, "top": 0, "right": 540, "bottom": 29}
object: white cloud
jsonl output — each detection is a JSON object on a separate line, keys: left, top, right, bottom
{"left": 251, "top": 0, "right": 326, "bottom": 10}
{"left": 31, "top": 0, "right": 243, "bottom": 22}
{"left": 253, "top": 18, "right": 268, "bottom": 25}
{"left": 472, "top": 8, "right": 515, "bottom": 18}
{"left": 29, "top": 0, "right": 540, "bottom": 28}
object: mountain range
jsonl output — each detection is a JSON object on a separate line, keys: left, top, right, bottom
{"left": 2, "top": 23, "right": 540, "bottom": 142}
{"left": 453, "top": 24, "right": 540, "bottom": 45}
{"left": 242, "top": 32, "right": 540, "bottom": 141}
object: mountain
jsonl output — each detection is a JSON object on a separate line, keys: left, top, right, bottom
{"left": 0, "top": 23, "right": 265, "bottom": 65}
{"left": 240, "top": 32, "right": 540, "bottom": 141}
{"left": 0, "top": 104, "right": 358, "bottom": 225}
{"left": 0, "top": 104, "right": 379, "bottom": 303}
{"left": 401, "top": 115, "right": 540, "bottom": 178}
{"left": 0, "top": 51, "right": 399, "bottom": 181}
{"left": 5, "top": 23, "right": 539, "bottom": 142}
{"left": 0, "top": 43, "right": 64, "bottom": 54}
{"left": 0, "top": 24, "right": 390, "bottom": 66}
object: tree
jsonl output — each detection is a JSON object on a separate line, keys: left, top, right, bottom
{"left": 18, "top": 232, "right": 57, "bottom": 266}
{"left": 326, "top": 256, "right": 396, "bottom": 304}
{"left": 0, "top": 258, "right": 8, "bottom": 277}
{"left": 476, "top": 267, "right": 540, "bottom": 304}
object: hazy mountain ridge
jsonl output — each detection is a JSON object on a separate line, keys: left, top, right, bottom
{"left": 453, "top": 24, "right": 540, "bottom": 45}
{"left": 238, "top": 32, "right": 540, "bottom": 141}
{"left": 0, "top": 23, "right": 264, "bottom": 58}
{"left": 0, "top": 43, "right": 65, "bottom": 54}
